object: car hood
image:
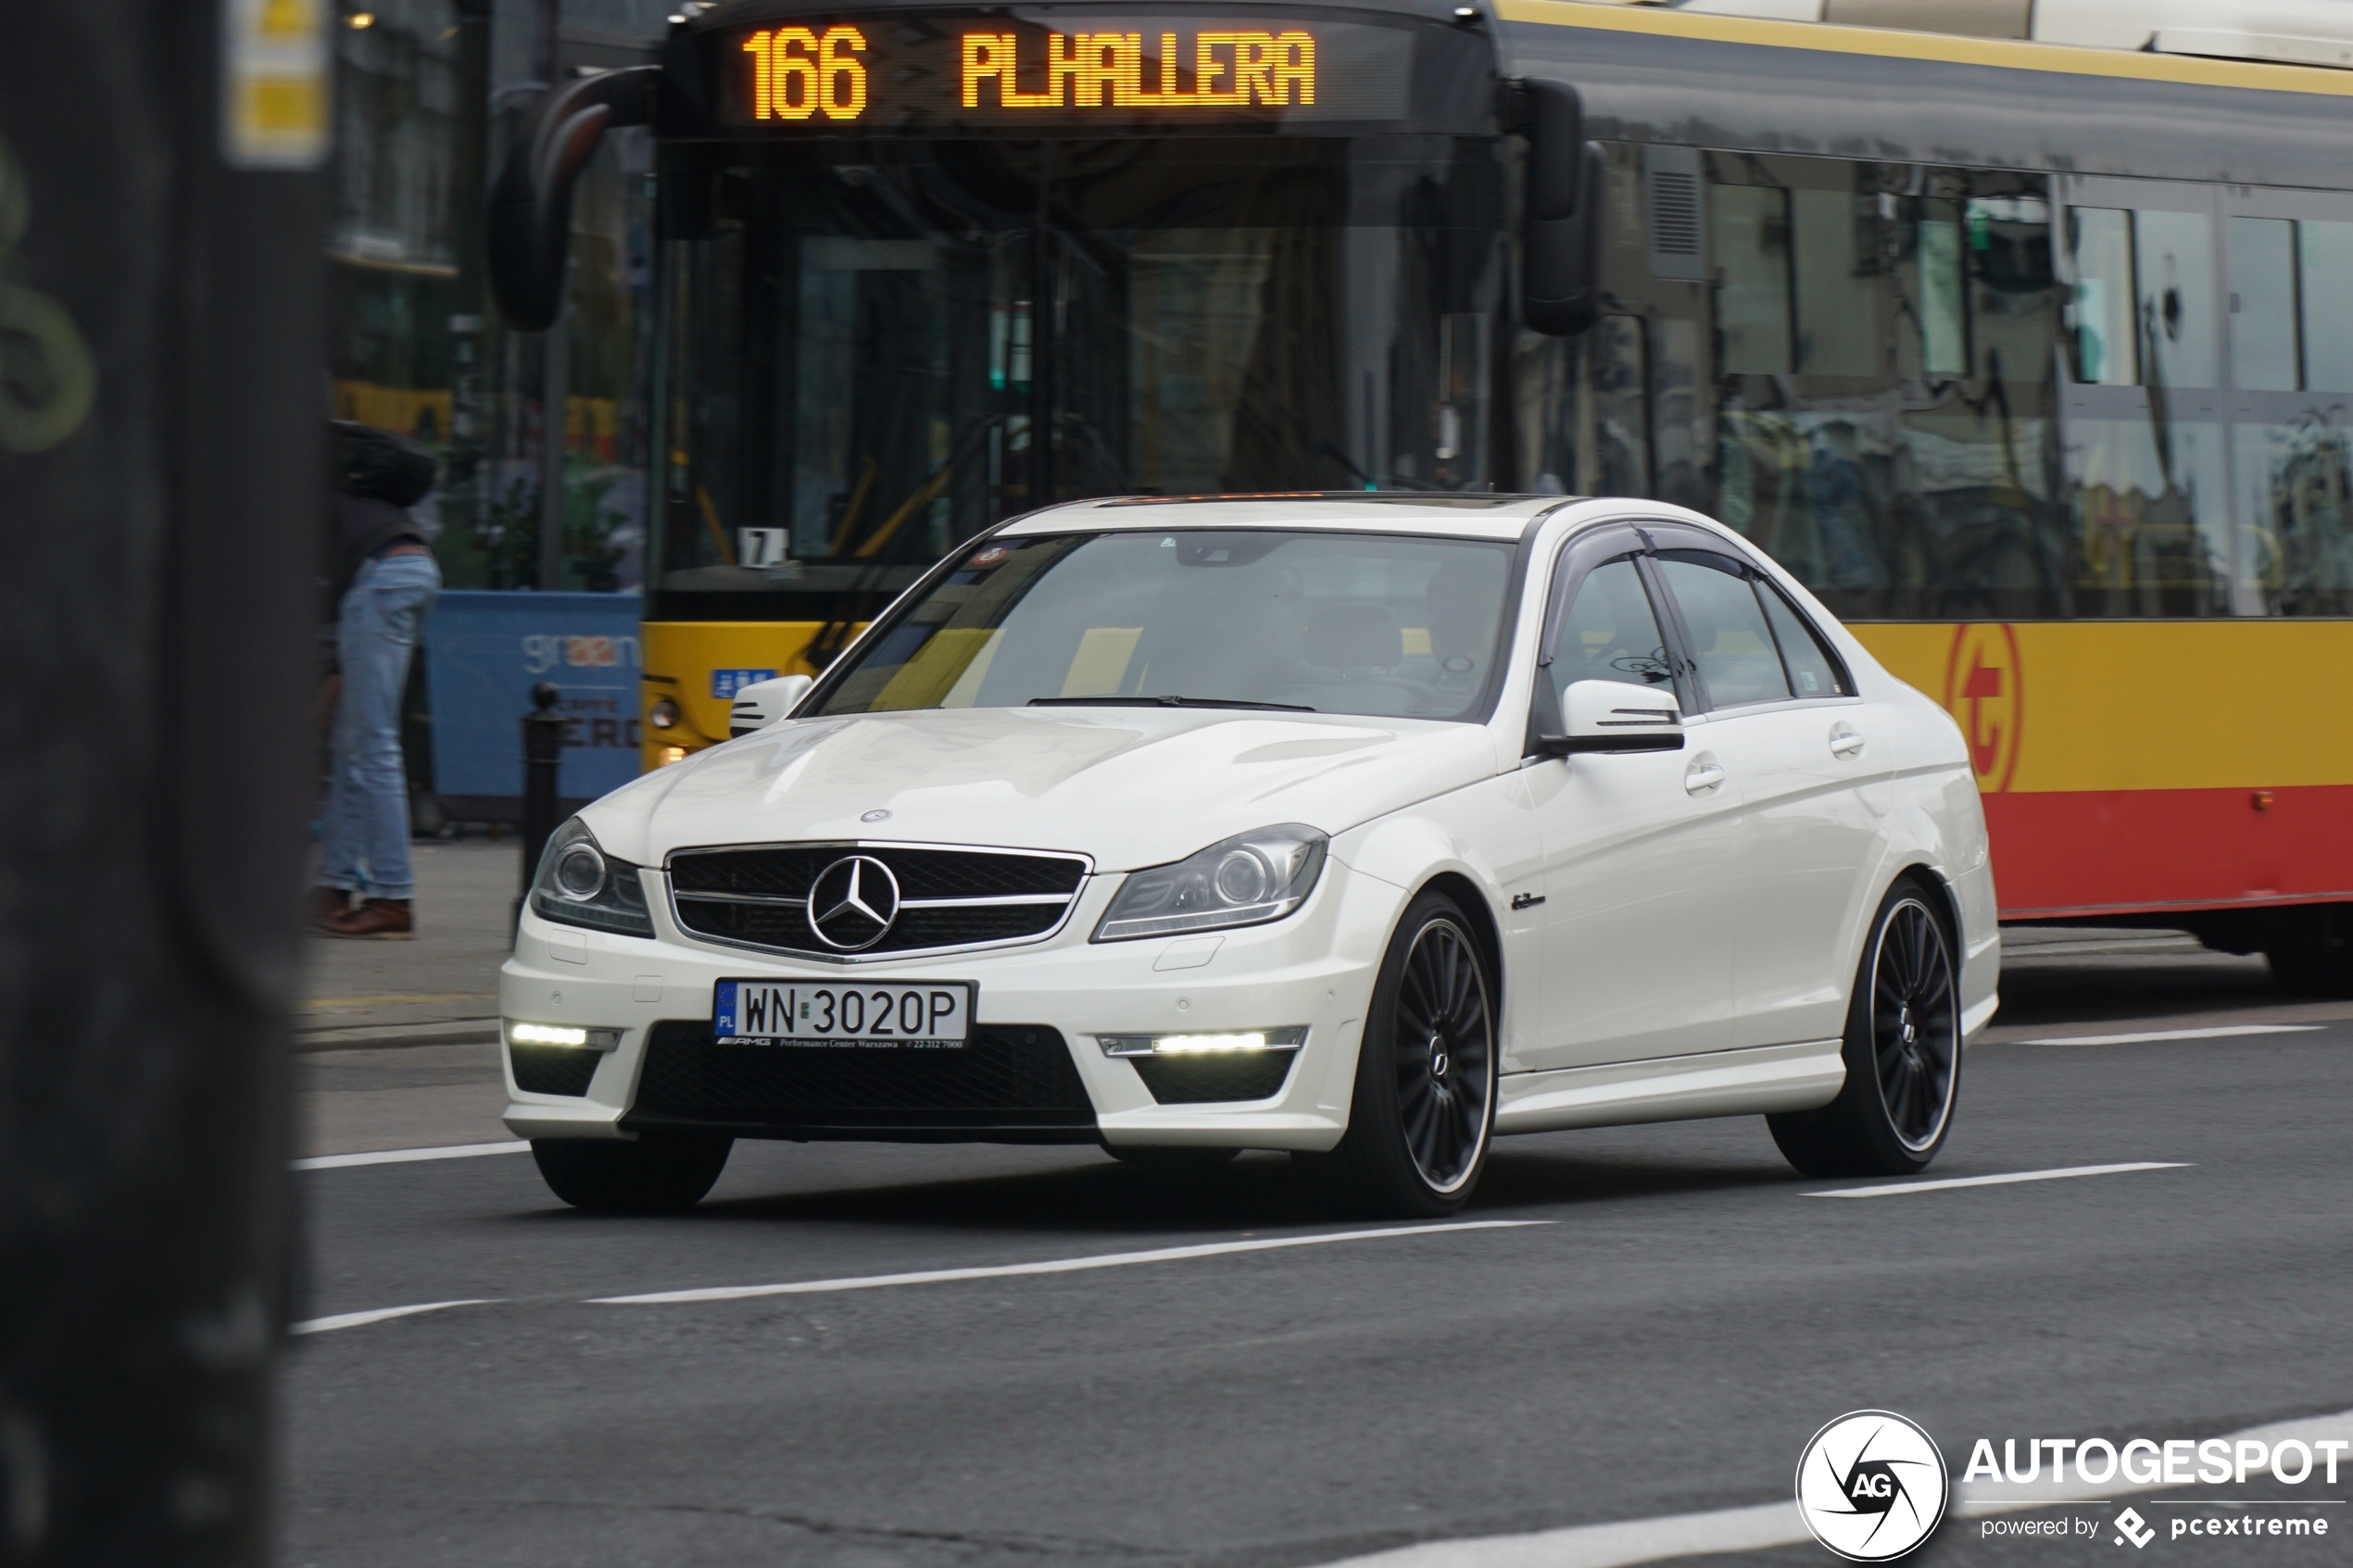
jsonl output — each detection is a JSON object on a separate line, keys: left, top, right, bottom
{"left": 584, "top": 707, "right": 1504, "bottom": 872}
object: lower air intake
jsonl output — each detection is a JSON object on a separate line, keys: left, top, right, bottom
{"left": 510, "top": 1043, "right": 600, "bottom": 1098}
{"left": 627, "top": 1019, "right": 1098, "bottom": 1142}
{"left": 1129, "top": 1051, "right": 1297, "bottom": 1105}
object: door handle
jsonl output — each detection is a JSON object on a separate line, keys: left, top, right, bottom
{"left": 1683, "top": 760, "right": 1726, "bottom": 796}
{"left": 1829, "top": 724, "right": 1866, "bottom": 759}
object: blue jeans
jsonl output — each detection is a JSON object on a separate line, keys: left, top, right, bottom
{"left": 321, "top": 551, "right": 441, "bottom": 899}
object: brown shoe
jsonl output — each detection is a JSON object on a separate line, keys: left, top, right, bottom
{"left": 322, "top": 898, "right": 414, "bottom": 939}
{"left": 310, "top": 886, "right": 353, "bottom": 930}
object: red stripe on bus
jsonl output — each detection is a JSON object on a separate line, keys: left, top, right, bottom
{"left": 1985, "top": 785, "right": 2353, "bottom": 920}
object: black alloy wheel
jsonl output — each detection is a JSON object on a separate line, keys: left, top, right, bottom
{"left": 1304, "top": 891, "right": 1497, "bottom": 1217}
{"left": 1871, "top": 897, "right": 1961, "bottom": 1151}
{"left": 1769, "top": 878, "right": 1961, "bottom": 1178}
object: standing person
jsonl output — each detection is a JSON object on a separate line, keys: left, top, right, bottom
{"left": 315, "top": 421, "right": 442, "bottom": 937}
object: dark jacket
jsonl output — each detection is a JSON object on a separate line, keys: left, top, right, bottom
{"left": 331, "top": 493, "right": 427, "bottom": 603}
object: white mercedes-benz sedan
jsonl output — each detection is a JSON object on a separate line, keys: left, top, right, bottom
{"left": 500, "top": 495, "right": 1997, "bottom": 1216}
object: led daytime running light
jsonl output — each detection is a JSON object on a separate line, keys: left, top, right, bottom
{"left": 1099, "top": 1027, "right": 1305, "bottom": 1058}
{"left": 505, "top": 1021, "right": 621, "bottom": 1050}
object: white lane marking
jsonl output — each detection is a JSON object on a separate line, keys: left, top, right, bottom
{"left": 591, "top": 1220, "right": 1552, "bottom": 1305}
{"left": 1806, "top": 1162, "right": 2189, "bottom": 1199}
{"left": 2013, "top": 1024, "right": 2322, "bottom": 1047}
{"left": 1320, "top": 1500, "right": 1806, "bottom": 1568}
{"left": 1315, "top": 1408, "right": 2353, "bottom": 1568}
{"left": 291, "top": 1298, "right": 496, "bottom": 1336}
{"left": 292, "top": 1140, "right": 529, "bottom": 1171}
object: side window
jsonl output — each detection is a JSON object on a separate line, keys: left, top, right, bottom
{"left": 1551, "top": 557, "right": 1676, "bottom": 694}
{"left": 1654, "top": 552, "right": 1790, "bottom": 709}
{"left": 1757, "top": 583, "right": 1854, "bottom": 697}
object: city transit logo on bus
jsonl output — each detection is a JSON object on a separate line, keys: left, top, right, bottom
{"left": 1942, "top": 622, "right": 2022, "bottom": 793}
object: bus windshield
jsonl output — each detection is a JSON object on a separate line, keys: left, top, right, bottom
{"left": 809, "top": 528, "right": 1517, "bottom": 721}
{"left": 649, "top": 136, "right": 1505, "bottom": 615}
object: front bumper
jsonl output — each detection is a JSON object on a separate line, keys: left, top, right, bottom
{"left": 499, "top": 859, "right": 1400, "bottom": 1150}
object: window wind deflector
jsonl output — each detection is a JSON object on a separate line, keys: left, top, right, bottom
{"left": 1027, "top": 696, "right": 1316, "bottom": 712}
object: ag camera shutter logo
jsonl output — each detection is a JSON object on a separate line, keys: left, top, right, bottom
{"left": 1796, "top": 1411, "right": 1949, "bottom": 1562}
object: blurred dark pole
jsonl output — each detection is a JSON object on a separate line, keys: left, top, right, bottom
{"left": 535, "top": 0, "right": 569, "bottom": 592}
{"left": 0, "top": 0, "right": 323, "bottom": 1560}
{"left": 520, "top": 681, "right": 565, "bottom": 897}
{"left": 445, "top": 0, "right": 495, "bottom": 543}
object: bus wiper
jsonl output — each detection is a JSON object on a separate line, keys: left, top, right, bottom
{"left": 1028, "top": 695, "right": 1315, "bottom": 712}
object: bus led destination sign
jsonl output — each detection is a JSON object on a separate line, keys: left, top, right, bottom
{"left": 724, "top": 14, "right": 1413, "bottom": 129}
{"left": 961, "top": 30, "right": 1315, "bottom": 110}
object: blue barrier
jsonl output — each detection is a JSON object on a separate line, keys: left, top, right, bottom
{"left": 422, "top": 591, "right": 644, "bottom": 812}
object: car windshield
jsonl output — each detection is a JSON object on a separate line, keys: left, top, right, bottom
{"left": 811, "top": 529, "right": 1516, "bottom": 721}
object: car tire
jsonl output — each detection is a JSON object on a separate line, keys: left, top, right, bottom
{"left": 531, "top": 1134, "right": 734, "bottom": 1213}
{"left": 1302, "top": 890, "right": 1497, "bottom": 1219}
{"left": 1768, "top": 877, "right": 1962, "bottom": 1179}
{"left": 1103, "top": 1145, "right": 1242, "bottom": 1171}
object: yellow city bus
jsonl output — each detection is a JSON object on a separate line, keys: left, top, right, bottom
{"left": 496, "top": 0, "right": 2353, "bottom": 989}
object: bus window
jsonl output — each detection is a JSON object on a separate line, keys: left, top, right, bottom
{"left": 1793, "top": 188, "right": 1873, "bottom": 376}
{"left": 2068, "top": 207, "right": 2136, "bottom": 385}
{"left": 1713, "top": 181, "right": 1792, "bottom": 375}
{"left": 1898, "top": 200, "right": 1966, "bottom": 380}
{"left": 2299, "top": 220, "right": 2353, "bottom": 392}
{"left": 1516, "top": 312, "right": 1646, "bottom": 498}
{"left": 2232, "top": 213, "right": 2353, "bottom": 615}
{"left": 2227, "top": 217, "right": 2298, "bottom": 393}
{"left": 2135, "top": 208, "right": 2220, "bottom": 391}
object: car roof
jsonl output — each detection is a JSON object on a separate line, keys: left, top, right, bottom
{"left": 998, "top": 493, "right": 1590, "bottom": 542}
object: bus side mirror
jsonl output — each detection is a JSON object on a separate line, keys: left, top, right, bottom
{"left": 1519, "top": 80, "right": 1605, "bottom": 337}
{"left": 487, "top": 66, "right": 661, "bottom": 332}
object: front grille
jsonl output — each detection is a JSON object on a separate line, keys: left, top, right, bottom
{"left": 510, "top": 1043, "right": 600, "bottom": 1097}
{"left": 1130, "top": 1051, "right": 1298, "bottom": 1105}
{"left": 626, "top": 1019, "right": 1098, "bottom": 1141}
{"left": 667, "top": 842, "right": 1089, "bottom": 960}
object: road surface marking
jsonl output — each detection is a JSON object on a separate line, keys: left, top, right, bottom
{"left": 292, "top": 1298, "right": 497, "bottom": 1336}
{"left": 292, "top": 1140, "right": 529, "bottom": 1171}
{"left": 1312, "top": 1408, "right": 2353, "bottom": 1568}
{"left": 2014, "top": 1024, "right": 2322, "bottom": 1047}
{"left": 1806, "top": 1161, "right": 2189, "bottom": 1198}
{"left": 591, "top": 1220, "right": 1553, "bottom": 1305}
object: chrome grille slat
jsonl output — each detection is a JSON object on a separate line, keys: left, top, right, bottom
{"left": 664, "top": 841, "right": 1092, "bottom": 961}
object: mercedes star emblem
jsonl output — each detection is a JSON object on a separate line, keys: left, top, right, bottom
{"left": 807, "top": 854, "right": 900, "bottom": 950}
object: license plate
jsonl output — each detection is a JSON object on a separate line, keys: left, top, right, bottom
{"left": 713, "top": 979, "right": 974, "bottom": 1047}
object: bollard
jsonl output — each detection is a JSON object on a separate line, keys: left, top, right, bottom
{"left": 520, "top": 680, "right": 564, "bottom": 900}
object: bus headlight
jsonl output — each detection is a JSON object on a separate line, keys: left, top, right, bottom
{"left": 648, "top": 698, "right": 681, "bottom": 730}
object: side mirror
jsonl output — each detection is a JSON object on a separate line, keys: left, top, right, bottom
{"left": 1538, "top": 680, "right": 1684, "bottom": 755}
{"left": 487, "top": 66, "right": 661, "bottom": 332}
{"left": 728, "top": 674, "right": 814, "bottom": 737}
{"left": 1519, "top": 80, "right": 1606, "bottom": 337}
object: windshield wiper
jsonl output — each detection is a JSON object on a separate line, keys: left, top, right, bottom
{"left": 1028, "top": 695, "right": 1315, "bottom": 712}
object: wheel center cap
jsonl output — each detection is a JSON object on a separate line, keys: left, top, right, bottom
{"left": 1899, "top": 1004, "right": 1916, "bottom": 1046}
{"left": 1428, "top": 1034, "right": 1449, "bottom": 1078}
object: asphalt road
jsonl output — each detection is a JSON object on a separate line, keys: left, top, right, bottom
{"left": 281, "top": 936, "right": 2353, "bottom": 1568}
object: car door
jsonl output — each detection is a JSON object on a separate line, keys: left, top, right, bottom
{"left": 1644, "top": 538, "right": 1887, "bottom": 1049}
{"left": 1517, "top": 528, "right": 1741, "bottom": 1073}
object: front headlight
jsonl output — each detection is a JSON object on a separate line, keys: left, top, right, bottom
{"left": 1092, "top": 824, "right": 1327, "bottom": 942}
{"left": 528, "top": 818, "right": 655, "bottom": 936}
